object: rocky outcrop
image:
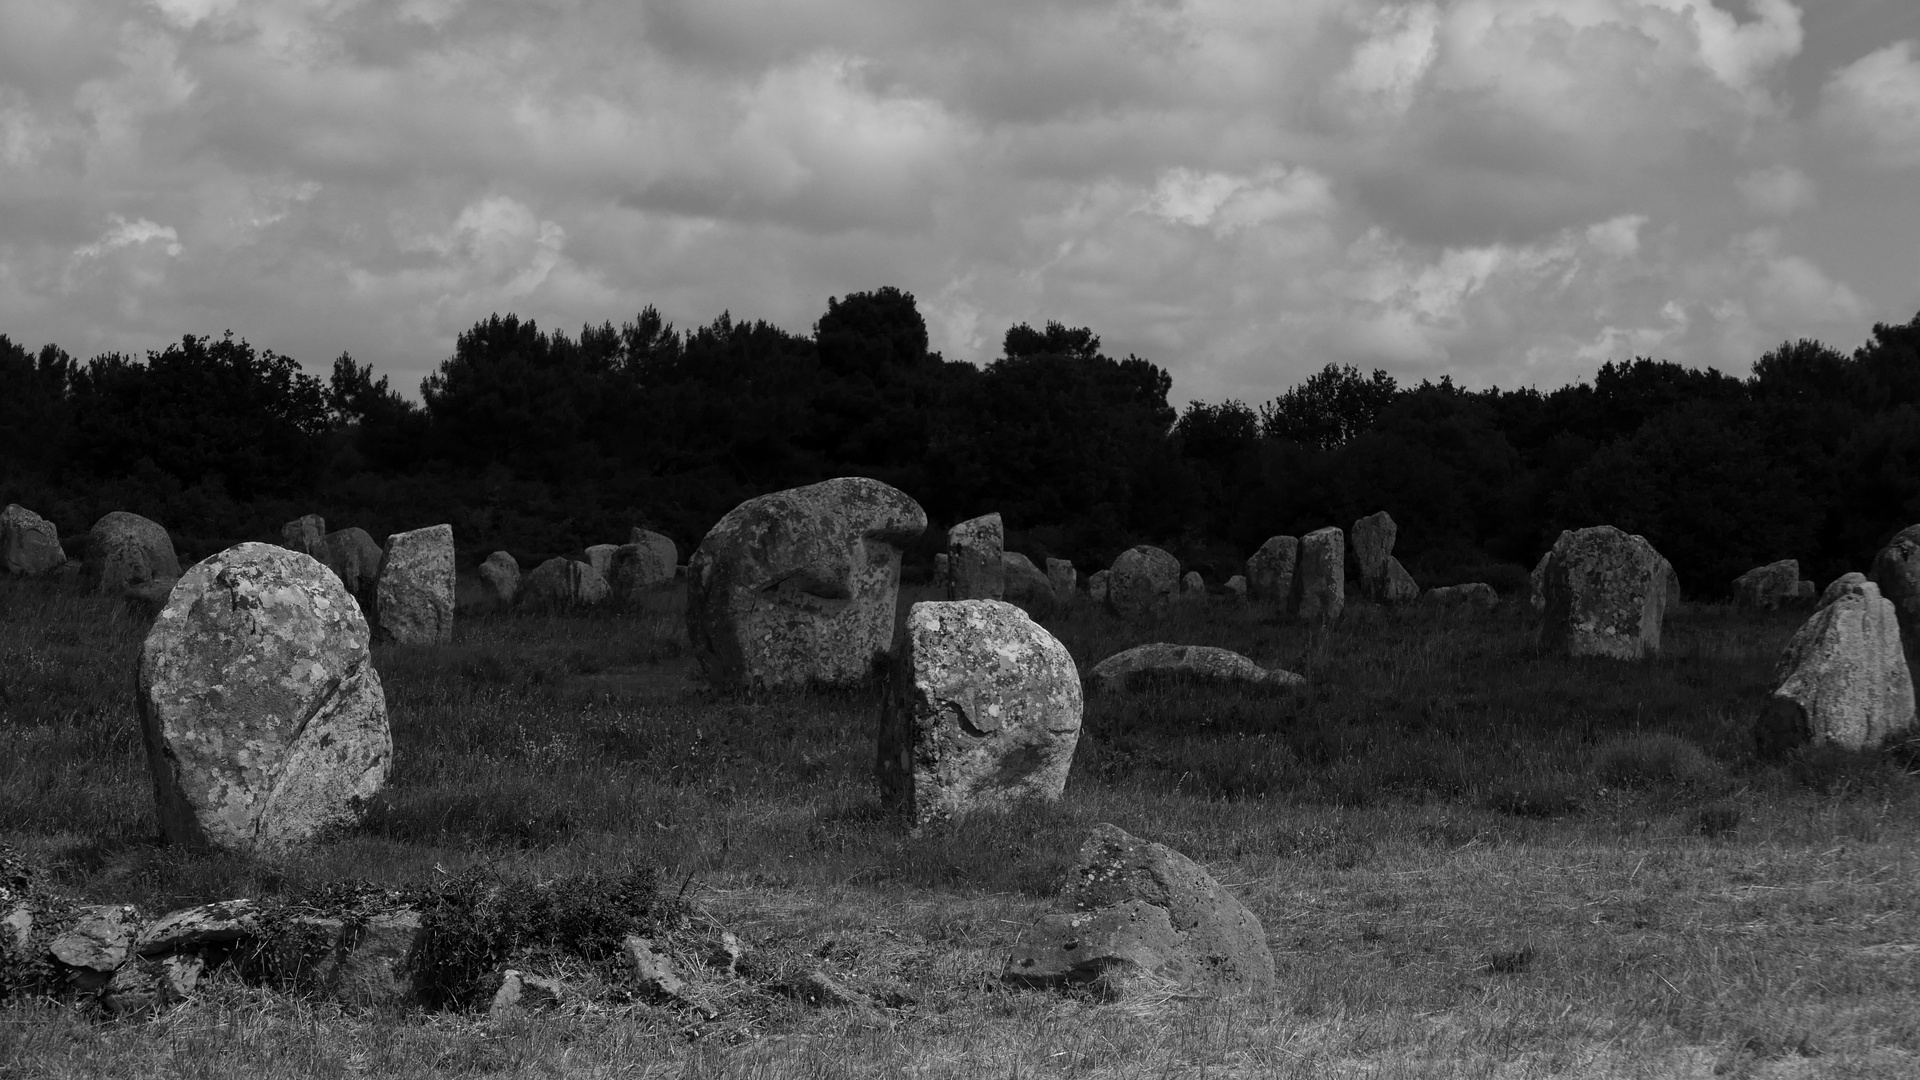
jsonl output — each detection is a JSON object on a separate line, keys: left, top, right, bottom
{"left": 281, "top": 515, "right": 327, "bottom": 558}
{"left": 86, "top": 512, "right": 181, "bottom": 595}
{"left": 1245, "top": 536, "right": 1298, "bottom": 605}
{"left": 520, "top": 558, "right": 609, "bottom": 609}
{"left": 374, "top": 525, "right": 454, "bottom": 645}
{"left": 1768, "top": 573, "right": 1915, "bottom": 751}
{"left": 1086, "top": 644, "right": 1303, "bottom": 693}
{"left": 1004, "top": 824, "right": 1274, "bottom": 1000}
{"left": 1537, "top": 526, "right": 1667, "bottom": 659}
{"left": 137, "top": 543, "right": 390, "bottom": 854}
{"left": 1002, "top": 552, "right": 1058, "bottom": 617}
{"left": 478, "top": 551, "right": 521, "bottom": 606}
{"left": 1734, "top": 559, "right": 1806, "bottom": 610}
{"left": 1292, "top": 527, "right": 1345, "bottom": 624}
{"left": 877, "top": 600, "right": 1082, "bottom": 825}
{"left": 1419, "top": 583, "right": 1499, "bottom": 610}
{"left": 946, "top": 513, "right": 1005, "bottom": 601}
{"left": 1105, "top": 546, "right": 1180, "bottom": 619}
{"left": 1, "top": 504, "right": 65, "bottom": 576}
{"left": 687, "top": 477, "right": 926, "bottom": 691}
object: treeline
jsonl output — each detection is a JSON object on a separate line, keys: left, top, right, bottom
{"left": 3, "top": 287, "right": 1918, "bottom": 597}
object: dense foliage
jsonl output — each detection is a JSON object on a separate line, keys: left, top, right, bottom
{"left": 4, "top": 290, "right": 1918, "bottom": 596}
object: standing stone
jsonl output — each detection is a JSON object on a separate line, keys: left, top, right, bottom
{"left": 87, "top": 511, "right": 181, "bottom": 595}
{"left": 1378, "top": 556, "right": 1420, "bottom": 605}
{"left": 932, "top": 553, "right": 950, "bottom": 590}
{"left": 1003, "top": 552, "right": 1058, "bottom": 617}
{"left": 628, "top": 529, "right": 678, "bottom": 577}
{"left": 1871, "top": 525, "right": 1920, "bottom": 651}
{"left": 1659, "top": 557, "right": 1682, "bottom": 618}
{"left": 1529, "top": 548, "right": 1553, "bottom": 613}
{"left": 1538, "top": 526, "right": 1667, "bottom": 659}
{"left": 877, "top": 600, "right": 1082, "bottom": 825}
{"left": 1734, "top": 559, "right": 1804, "bottom": 610}
{"left": 610, "top": 541, "right": 675, "bottom": 597}
{"left": 521, "top": 557, "right": 610, "bottom": 608}
{"left": 1, "top": 504, "right": 65, "bottom": 575}
{"left": 1292, "top": 527, "right": 1346, "bottom": 624}
{"left": 1768, "top": 573, "right": 1915, "bottom": 751}
{"left": 478, "top": 552, "right": 521, "bottom": 606}
{"left": 1224, "top": 575, "right": 1248, "bottom": 601}
{"left": 1246, "top": 536, "right": 1298, "bottom": 606}
{"left": 1181, "top": 571, "right": 1205, "bottom": 598}
{"left": 1105, "top": 546, "right": 1180, "bottom": 619}
{"left": 1045, "top": 558, "right": 1076, "bottom": 598}
{"left": 137, "top": 543, "right": 390, "bottom": 854}
{"left": 687, "top": 477, "right": 926, "bottom": 691}
{"left": 1088, "top": 570, "right": 1110, "bottom": 604}
{"left": 320, "top": 527, "right": 383, "bottom": 603}
{"left": 584, "top": 544, "right": 619, "bottom": 582}
{"left": 1351, "top": 511, "right": 1397, "bottom": 599}
{"left": 374, "top": 525, "right": 454, "bottom": 645}
{"left": 947, "top": 513, "right": 1005, "bottom": 601}
{"left": 1003, "top": 824, "right": 1274, "bottom": 999}
{"left": 281, "top": 515, "right": 326, "bottom": 558}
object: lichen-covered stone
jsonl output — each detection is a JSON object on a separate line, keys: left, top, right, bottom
{"left": 87, "top": 511, "right": 180, "bottom": 595}
{"left": 1246, "top": 536, "right": 1298, "bottom": 605}
{"left": 478, "top": 551, "right": 521, "bottom": 606}
{"left": 688, "top": 477, "right": 926, "bottom": 691}
{"left": 877, "top": 600, "right": 1082, "bottom": 825}
{"left": 1004, "top": 824, "right": 1274, "bottom": 999}
{"left": 1086, "top": 643, "right": 1303, "bottom": 693}
{"left": 1734, "top": 559, "right": 1804, "bottom": 610}
{"left": 139, "top": 542, "right": 390, "bottom": 854}
{"left": 1, "top": 504, "right": 65, "bottom": 576}
{"left": 134, "top": 900, "right": 259, "bottom": 957}
{"left": 947, "top": 513, "right": 1004, "bottom": 601}
{"left": 1352, "top": 511, "right": 1397, "bottom": 599}
{"left": 375, "top": 524, "right": 454, "bottom": 645}
{"left": 281, "top": 515, "right": 326, "bottom": 557}
{"left": 1106, "top": 546, "right": 1179, "bottom": 619}
{"left": 50, "top": 905, "right": 137, "bottom": 990}
{"left": 1769, "top": 573, "right": 1915, "bottom": 751}
{"left": 1003, "top": 551, "right": 1058, "bottom": 616}
{"left": 1538, "top": 526, "right": 1667, "bottom": 659}
{"left": 521, "top": 557, "right": 609, "bottom": 608}
{"left": 1292, "top": 527, "right": 1345, "bottom": 624}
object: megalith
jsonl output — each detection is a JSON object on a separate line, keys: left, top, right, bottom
{"left": 628, "top": 529, "right": 678, "bottom": 577}
{"left": 1045, "top": 558, "right": 1076, "bottom": 598}
{"left": 87, "top": 512, "right": 181, "bottom": 595}
{"left": 1245, "top": 536, "right": 1298, "bottom": 605}
{"left": 321, "top": 527, "right": 383, "bottom": 604}
{"left": 947, "top": 513, "right": 1005, "bottom": 601}
{"left": 521, "top": 557, "right": 610, "bottom": 609}
{"left": 584, "top": 544, "right": 618, "bottom": 583}
{"left": 2, "top": 504, "right": 66, "bottom": 576}
{"left": 1292, "top": 527, "right": 1345, "bottom": 624}
{"left": 374, "top": 525, "right": 454, "bottom": 645}
{"left": 1420, "top": 583, "right": 1499, "bottom": 611}
{"left": 137, "top": 543, "right": 390, "bottom": 854}
{"left": 1734, "top": 559, "right": 1805, "bottom": 610}
{"left": 1871, "top": 525, "right": 1920, "bottom": 650}
{"left": 687, "top": 477, "right": 926, "bottom": 691}
{"left": 876, "top": 600, "right": 1082, "bottom": 825}
{"left": 1105, "top": 546, "right": 1180, "bottom": 619}
{"left": 1537, "top": 526, "right": 1667, "bottom": 659}
{"left": 281, "top": 515, "right": 327, "bottom": 558}
{"left": 1003, "top": 551, "right": 1058, "bottom": 617}
{"left": 478, "top": 551, "right": 521, "bottom": 606}
{"left": 610, "top": 538, "right": 675, "bottom": 597}
{"left": 1769, "top": 574, "right": 1914, "bottom": 751}
{"left": 1351, "top": 511, "right": 1396, "bottom": 598}
{"left": 1086, "top": 643, "right": 1303, "bottom": 693}
{"left": 1088, "top": 570, "right": 1111, "bottom": 604}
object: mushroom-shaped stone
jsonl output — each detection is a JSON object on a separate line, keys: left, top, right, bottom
{"left": 374, "top": 525, "right": 454, "bottom": 645}
{"left": 1246, "top": 536, "right": 1298, "bottom": 605}
{"left": 1767, "top": 573, "right": 1915, "bottom": 751}
{"left": 281, "top": 515, "right": 326, "bottom": 557}
{"left": 1086, "top": 643, "right": 1303, "bottom": 693}
{"left": 947, "top": 512, "right": 1005, "bottom": 601}
{"left": 1292, "top": 527, "right": 1345, "bottom": 624}
{"left": 1537, "top": 526, "right": 1667, "bottom": 659}
{"left": 1003, "top": 551, "right": 1058, "bottom": 616}
{"left": 1004, "top": 823, "right": 1274, "bottom": 999}
{"left": 87, "top": 511, "right": 181, "bottom": 595}
{"left": 1734, "top": 559, "right": 1803, "bottom": 610}
{"left": 478, "top": 551, "right": 521, "bottom": 606}
{"left": 138, "top": 543, "right": 390, "bottom": 854}
{"left": 1106, "top": 546, "right": 1180, "bottom": 619}
{"left": 521, "top": 557, "right": 609, "bottom": 608}
{"left": 2, "top": 504, "right": 66, "bottom": 576}
{"left": 877, "top": 600, "right": 1082, "bottom": 825}
{"left": 688, "top": 477, "right": 927, "bottom": 691}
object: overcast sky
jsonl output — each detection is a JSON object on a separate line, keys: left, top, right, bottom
{"left": 2, "top": 0, "right": 1916, "bottom": 406}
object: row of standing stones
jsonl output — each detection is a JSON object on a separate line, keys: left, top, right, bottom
{"left": 6, "top": 490, "right": 1920, "bottom": 1011}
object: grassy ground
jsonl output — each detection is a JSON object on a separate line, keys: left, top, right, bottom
{"left": 1, "top": 577, "right": 1917, "bottom": 1078}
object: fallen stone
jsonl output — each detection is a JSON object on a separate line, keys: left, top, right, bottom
{"left": 1293, "top": 527, "right": 1345, "bottom": 624}
{"left": 1769, "top": 573, "right": 1915, "bottom": 751}
{"left": 1419, "top": 583, "right": 1499, "bottom": 611}
{"left": 1537, "top": 526, "right": 1667, "bottom": 659}
{"left": 87, "top": 511, "right": 180, "bottom": 595}
{"left": 1086, "top": 644, "right": 1303, "bottom": 693}
{"left": 50, "top": 905, "right": 137, "bottom": 991}
{"left": 625, "top": 935, "right": 687, "bottom": 998}
{"left": 521, "top": 557, "right": 609, "bottom": 609}
{"left": 877, "top": 600, "right": 1083, "bottom": 825}
{"left": 138, "top": 542, "right": 390, "bottom": 854}
{"left": 688, "top": 477, "right": 926, "bottom": 691}
{"left": 490, "top": 969, "right": 566, "bottom": 1017}
{"left": 1, "top": 504, "right": 66, "bottom": 576}
{"left": 135, "top": 899, "right": 259, "bottom": 957}
{"left": 1246, "top": 536, "right": 1298, "bottom": 605}
{"left": 1106, "top": 546, "right": 1180, "bottom": 619}
{"left": 1734, "top": 559, "right": 1804, "bottom": 610}
{"left": 947, "top": 513, "right": 1005, "bottom": 601}
{"left": 479, "top": 551, "right": 521, "bottom": 606}
{"left": 375, "top": 524, "right": 454, "bottom": 645}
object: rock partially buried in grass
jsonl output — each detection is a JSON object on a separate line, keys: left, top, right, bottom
{"left": 877, "top": 600, "right": 1082, "bottom": 825}
{"left": 138, "top": 542, "right": 390, "bottom": 854}
{"left": 1537, "top": 526, "right": 1667, "bottom": 659}
{"left": 1004, "top": 823, "right": 1274, "bottom": 1000}
{"left": 375, "top": 524, "right": 454, "bottom": 645}
{"left": 1086, "top": 643, "right": 1303, "bottom": 693}
{"left": 688, "top": 477, "right": 926, "bottom": 691}
{"left": 86, "top": 511, "right": 181, "bottom": 595}
{"left": 1768, "top": 573, "right": 1915, "bottom": 751}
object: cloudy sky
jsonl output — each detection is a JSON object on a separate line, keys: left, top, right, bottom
{"left": 2, "top": 0, "right": 1916, "bottom": 406}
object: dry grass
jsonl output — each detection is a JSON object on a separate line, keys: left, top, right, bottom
{"left": 2, "top": 577, "right": 1917, "bottom": 1077}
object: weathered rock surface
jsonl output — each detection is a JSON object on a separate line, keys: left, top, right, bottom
{"left": 1292, "top": 527, "right": 1346, "bottom": 624}
{"left": 50, "top": 905, "right": 137, "bottom": 991}
{"left": 1246, "top": 536, "right": 1298, "bottom": 606}
{"left": 628, "top": 528, "right": 678, "bottom": 579}
{"left": 375, "top": 525, "right": 454, "bottom": 645}
{"left": 1352, "top": 511, "right": 1397, "bottom": 599}
{"left": 611, "top": 538, "right": 675, "bottom": 596}
{"left": 1181, "top": 571, "right": 1206, "bottom": 599}
{"left": 135, "top": 900, "right": 259, "bottom": 957}
{"left": 932, "top": 553, "right": 950, "bottom": 589}
{"left": 479, "top": 551, "right": 521, "bottom": 606}
{"left": 121, "top": 579, "right": 179, "bottom": 622}
{"left": 1661, "top": 558, "right": 1682, "bottom": 617}
{"left": 1088, "top": 570, "right": 1110, "bottom": 604}
{"left": 1537, "top": 526, "right": 1667, "bottom": 659}
{"left": 87, "top": 511, "right": 181, "bottom": 595}
{"left": 1046, "top": 558, "right": 1076, "bottom": 598}
{"left": 320, "top": 527, "right": 383, "bottom": 603}
{"left": 1420, "top": 583, "right": 1499, "bottom": 610}
{"left": 139, "top": 542, "right": 390, "bottom": 854}
{"left": 1529, "top": 545, "right": 1557, "bottom": 613}
{"left": 688, "top": 477, "right": 926, "bottom": 691}
{"left": 1871, "top": 525, "right": 1920, "bottom": 650}
{"left": 1004, "top": 823, "right": 1274, "bottom": 999}
{"left": 1106, "top": 546, "right": 1180, "bottom": 619}
{"left": 1086, "top": 644, "right": 1303, "bottom": 693}
{"left": 521, "top": 557, "right": 609, "bottom": 608}
{"left": 1735, "top": 559, "right": 1805, "bottom": 610}
{"left": 947, "top": 513, "right": 1005, "bottom": 601}
{"left": 877, "top": 600, "right": 1082, "bottom": 825}
{"left": 584, "top": 544, "right": 618, "bottom": 582}
{"left": 1003, "top": 551, "right": 1058, "bottom": 616}
{"left": 1225, "top": 575, "right": 1247, "bottom": 601}
{"left": 1769, "top": 573, "right": 1915, "bottom": 751}
{"left": 490, "top": 970, "right": 566, "bottom": 1017}
{"left": 281, "top": 515, "right": 327, "bottom": 557}
{"left": 2, "top": 504, "right": 66, "bottom": 575}
{"left": 1377, "top": 555, "right": 1420, "bottom": 605}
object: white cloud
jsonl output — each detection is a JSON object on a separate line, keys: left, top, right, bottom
{"left": 1735, "top": 164, "right": 1815, "bottom": 216}
{"left": 1145, "top": 165, "right": 1333, "bottom": 234}
{"left": 1820, "top": 40, "right": 1920, "bottom": 166}
{"left": 74, "top": 215, "right": 181, "bottom": 259}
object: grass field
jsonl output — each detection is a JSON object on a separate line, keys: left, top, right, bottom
{"left": 2, "top": 575, "right": 1917, "bottom": 1078}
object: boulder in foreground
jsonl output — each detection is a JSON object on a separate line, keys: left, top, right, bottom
{"left": 1086, "top": 643, "right": 1303, "bottom": 693}
{"left": 1767, "top": 573, "right": 1915, "bottom": 752}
